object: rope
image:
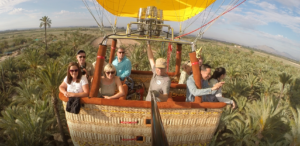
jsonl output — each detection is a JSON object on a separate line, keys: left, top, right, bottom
{"left": 175, "top": 0, "right": 246, "bottom": 39}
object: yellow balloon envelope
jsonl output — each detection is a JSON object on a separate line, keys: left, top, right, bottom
{"left": 96, "top": 0, "right": 216, "bottom": 22}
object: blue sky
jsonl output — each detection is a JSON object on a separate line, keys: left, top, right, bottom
{"left": 0, "top": 0, "right": 299, "bottom": 59}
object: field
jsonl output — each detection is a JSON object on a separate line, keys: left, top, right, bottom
{"left": 0, "top": 27, "right": 300, "bottom": 145}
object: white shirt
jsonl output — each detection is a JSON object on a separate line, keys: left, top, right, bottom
{"left": 63, "top": 76, "right": 88, "bottom": 93}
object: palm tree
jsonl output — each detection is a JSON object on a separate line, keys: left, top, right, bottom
{"left": 23, "top": 48, "right": 43, "bottom": 77}
{"left": 64, "top": 31, "right": 68, "bottom": 43}
{"left": 11, "top": 78, "right": 42, "bottom": 107}
{"left": 246, "top": 95, "right": 290, "bottom": 144}
{"left": 279, "top": 73, "right": 293, "bottom": 98}
{"left": 222, "top": 119, "right": 258, "bottom": 146}
{"left": 0, "top": 104, "right": 56, "bottom": 146}
{"left": 39, "top": 16, "right": 52, "bottom": 50}
{"left": 37, "top": 60, "right": 69, "bottom": 146}
{"left": 285, "top": 106, "right": 300, "bottom": 146}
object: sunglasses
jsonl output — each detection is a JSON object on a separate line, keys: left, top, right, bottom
{"left": 106, "top": 71, "right": 115, "bottom": 75}
{"left": 118, "top": 52, "right": 125, "bottom": 54}
{"left": 79, "top": 56, "right": 86, "bottom": 59}
{"left": 69, "top": 69, "right": 78, "bottom": 73}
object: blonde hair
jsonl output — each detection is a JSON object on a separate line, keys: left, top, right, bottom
{"left": 103, "top": 64, "right": 116, "bottom": 78}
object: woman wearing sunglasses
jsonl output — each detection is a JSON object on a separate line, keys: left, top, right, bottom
{"left": 59, "top": 62, "right": 89, "bottom": 98}
{"left": 98, "top": 64, "right": 125, "bottom": 99}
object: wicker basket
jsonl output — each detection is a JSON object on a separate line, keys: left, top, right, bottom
{"left": 63, "top": 102, "right": 223, "bottom": 146}
{"left": 60, "top": 71, "right": 225, "bottom": 146}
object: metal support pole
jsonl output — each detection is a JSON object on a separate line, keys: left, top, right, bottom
{"left": 89, "top": 44, "right": 107, "bottom": 97}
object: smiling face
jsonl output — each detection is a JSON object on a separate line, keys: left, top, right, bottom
{"left": 69, "top": 65, "right": 79, "bottom": 80}
{"left": 76, "top": 53, "right": 86, "bottom": 65}
{"left": 201, "top": 68, "right": 211, "bottom": 80}
{"left": 103, "top": 64, "right": 116, "bottom": 80}
{"left": 105, "top": 70, "right": 115, "bottom": 79}
{"left": 155, "top": 67, "right": 166, "bottom": 76}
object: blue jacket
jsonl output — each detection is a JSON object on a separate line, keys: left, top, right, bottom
{"left": 112, "top": 56, "right": 132, "bottom": 81}
{"left": 186, "top": 75, "right": 217, "bottom": 102}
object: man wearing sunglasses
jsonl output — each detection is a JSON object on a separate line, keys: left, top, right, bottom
{"left": 145, "top": 41, "right": 171, "bottom": 102}
{"left": 112, "top": 48, "right": 132, "bottom": 81}
{"left": 76, "top": 50, "right": 94, "bottom": 82}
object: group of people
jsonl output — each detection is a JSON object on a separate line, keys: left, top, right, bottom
{"left": 59, "top": 48, "right": 131, "bottom": 99}
{"left": 58, "top": 41, "right": 235, "bottom": 108}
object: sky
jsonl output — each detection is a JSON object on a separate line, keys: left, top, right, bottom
{"left": 0, "top": 0, "right": 299, "bottom": 59}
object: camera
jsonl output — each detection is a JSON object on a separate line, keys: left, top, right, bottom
{"left": 80, "top": 66, "right": 86, "bottom": 75}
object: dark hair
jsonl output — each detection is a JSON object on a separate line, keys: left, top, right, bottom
{"left": 200, "top": 64, "right": 211, "bottom": 71}
{"left": 67, "top": 62, "right": 82, "bottom": 84}
{"left": 209, "top": 67, "right": 226, "bottom": 81}
{"left": 76, "top": 50, "right": 85, "bottom": 55}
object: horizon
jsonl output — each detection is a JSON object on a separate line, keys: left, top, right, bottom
{"left": 0, "top": 0, "right": 299, "bottom": 59}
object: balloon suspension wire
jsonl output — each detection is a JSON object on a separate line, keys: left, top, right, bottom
{"left": 183, "top": 0, "right": 238, "bottom": 40}
{"left": 202, "top": 0, "right": 239, "bottom": 33}
{"left": 196, "top": 0, "right": 239, "bottom": 41}
{"left": 182, "top": 0, "right": 211, "bottom": 34}
{"left": 82, "top": 0, "right": 104, "bottom": 34}
{"left": 174, "top": 0, "right": 246, "bottom": 40}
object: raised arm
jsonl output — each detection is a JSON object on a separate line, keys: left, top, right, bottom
{"left": 146, "top": 41, "right": 155, "bottom": 69}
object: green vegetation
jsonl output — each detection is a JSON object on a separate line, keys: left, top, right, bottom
{"left": 0, "top": 26, "right": 300, "bottom": 145}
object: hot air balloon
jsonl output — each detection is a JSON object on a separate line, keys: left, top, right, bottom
{"left": 59, "top": 0, "right": 246, "bottom": 145}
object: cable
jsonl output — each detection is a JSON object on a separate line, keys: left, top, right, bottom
{"left": 175, "top": 0, "right": 246, "bottom": 39}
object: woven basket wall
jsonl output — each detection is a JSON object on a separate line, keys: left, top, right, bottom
{"left": 63, "top": 102, "right": 223, "bottom": 146}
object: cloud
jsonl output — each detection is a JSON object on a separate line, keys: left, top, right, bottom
{"left": 0, "top": 0, "right": 31, "bottom": 14}
{"left": 53, "top": 10, "right": 88, "bottom": 19}
{"left": 273, "top": 0, "right": 300, "bottom": 8}
{"left": 217, "top": 2, "right": 300, "bottom": 34}
{"left": 249, "top": 1, "right": 277, "bottom": 10}
{"left": 8, "top": 8, "right": 25, "bottom": 14}
{"left": 55, "top": 10, "right": 73, "bottom": 15}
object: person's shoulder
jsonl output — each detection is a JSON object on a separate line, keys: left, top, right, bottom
{"left": 112, "top": 57, "right": 118, "bottom": 63}
{"left": 209, "top": 78, "right": 218, "bottom": 84}
{"left": 86, "top": 62, "right": 93, "bottom": 67}
{"left": 81, "top": 75, "right": 87, "bottom": 79}
{"left": 124, "top": 57, "right": 131, "bottom": 62}
{"left": 188, "top": 74, "right": 194, "bottom": 79}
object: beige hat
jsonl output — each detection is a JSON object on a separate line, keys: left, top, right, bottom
{"left": 155, "top": 58, "right": 167, "bottom": 68}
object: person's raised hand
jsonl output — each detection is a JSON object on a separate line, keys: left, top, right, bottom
{"left": 232, "top": 101, "right": 236, "bottom": 109}
{"left": 211, "top": 82, "right": 225, "bottom": 90}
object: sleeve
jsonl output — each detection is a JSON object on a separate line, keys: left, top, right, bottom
{"left": 162, "top": 78, "right": 171, "bottom": 94}
{"left": 215, "top": 87, "right": 222, "bottom": 98}
{"left": 209, "top": 79, "right": 222, "bottom": 97}
{"left": 81, "top": 76, "right": 89, "bottom": 86}
{"left": 216, "top": 97, "right": 233, "bottom": 105}
{"left": 120, "top": 60, "right": 132, "bottom": 79}
{"left": 186, "top": 77, "right": 215, "bottom": 96}
{"left": 63, "top": 76, "right": 67, "bottom": 84}
{"left": 208, "top": 79, "right": 218, "bottom": 87}
{"left": 178, "top": 71, "right": 187, "bottom": 84}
